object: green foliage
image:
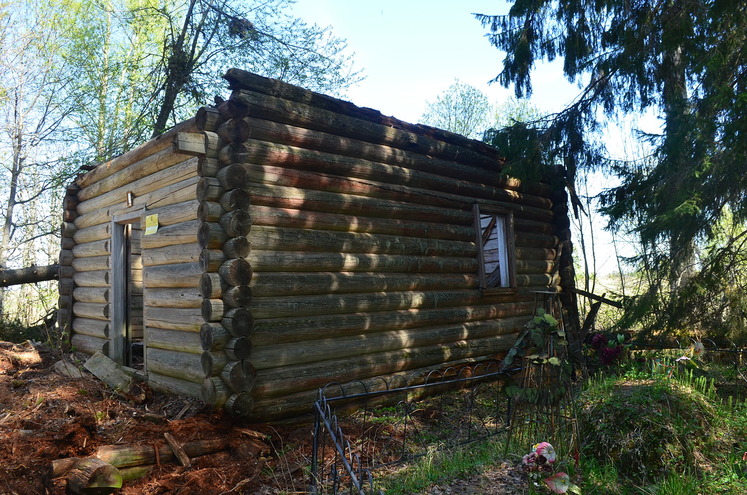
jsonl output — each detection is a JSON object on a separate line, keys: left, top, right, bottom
{"left": 476, "top": 1, "right": 747, "bottom": 335}
{"left": 0, "top": 318, "right": 46, "bottom": 343}
{"left": 420, "top": 79, "right": 493, "bottom": 140}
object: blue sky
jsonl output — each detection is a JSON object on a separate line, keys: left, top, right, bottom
{"left": 291, "top": 0, "right": 579, "bottom": 123}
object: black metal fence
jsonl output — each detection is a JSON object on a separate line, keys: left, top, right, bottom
{"left": 309, "top": 361, "right": 514, "bottom": 495}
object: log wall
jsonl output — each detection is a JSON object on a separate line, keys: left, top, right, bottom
{"left": 63, "top": 69, "right": 573, "bottom": 421}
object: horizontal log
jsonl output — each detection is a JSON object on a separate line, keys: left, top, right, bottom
{"left": 253, "top": 334, "right": 517, "bottom": 399}
{"left": 146, "top": 327, "right": 202, "bottom": 354}
{"left": 144, "top": 199, "right": 200, "bottom": 227}
{"left": 202, "top": 351, "right": 228, "bottom": 377}
{"left": 140, "top": 219, "right": 200, "bottom": 250}
{"left": 217, "top": 116, "right": 251, "bottom": 143}
{"left": 0, "top": 264, "right": 59, "bottom": 287}
{"left": 72, "top": 240, "right": 110, "bottom": 258}
{"left": 202, "top": 376, "right": 230, "bottom": 407}
{"left": 247, "top": 250, "right": 478, "bottom": 274}
{"left": 73, "top": 270, "right": 110, "bottom": 288}
{"left": 58, "top": 294, "right": 72, "bottom": 309}
{"left": 250, "top": 290, "right": 494, "bottom": 320}
{"left": 145, "top": 307, "right": 203, "bottom": 331}
{"left": 251, "top": 300, "right": 534, "bottom": 346}
{"left": 203, "top": 131, "right": 221, "bottom": 157}
{"left": 78, "top": 118, "right": 196, "bottom": 188}
{"left": 251, "top": 317, "right": 524, "bottom": 371}
{"left": 143, "top": 288, "right": 202, "bottom": 308}
{"left": 73, "top": 287, "right": 109, "bottom": 304}
{"left": 147, "top": 348, "right": 204, "bottom": 383}
{"left": 71, "top": 334, "right": 109, "bottom": 356}
{"left": 73, "top": 318, "right": 109, "bottom": 339}
{"left": 200, "top": 323, "right": 231, "bottom": 351}
{"left": 141, "top": 242, "right": 202, "bottom": 267}
{"left": 79, "top": 146, "right": 193, "bottom": 203}
{"left": 62, "top": 209, "right": 77, "bottom": 223}
{"left": 249, "top": 271, "right": 478, "bottom": 297}
{"left": 514, "top": 232, "right": 559, "bottom": 249}
{"left": 72, "top": 255, "right": 109, "bottom": 272}
{"left": 250, "top": 204, "right": 472, "bottom": 241}
{"left": 248, "top": 225, "right": 475, "bottom": 258}
{"left": 145, "top": 371, "right": 202, "bottom": 399}
{"left": 220, "top": 360, "right": 257, "bottom": 394}
{"left": 245, "top": 181, "right": 473, "bottom": 226}
{"left": 73, "top": 302, "right": 110, "bottom": 320}
{"left": 73, "top": 223, "right": 110, "bottom": 244}
{"left": 59, "top": 265, "right": 74, "bottom": 279}
{"left": 77, "top": 157, "right": 198, "bottom": 216}
{"left": 221, "top": 307, "right": 254, "bottom": 337}
{"left": 227, "top": 86, "right": 499, "bottom": 170}
{"left": 143, "top": 262, "right": 203, "bottom": 288}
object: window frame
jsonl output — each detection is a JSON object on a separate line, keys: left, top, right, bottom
{"left": 473, "top": 203, "right": 516, "bottom": 292}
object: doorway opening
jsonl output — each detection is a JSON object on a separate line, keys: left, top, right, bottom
{"left": 111, "top": 215, "right": 144, "bottom": 368}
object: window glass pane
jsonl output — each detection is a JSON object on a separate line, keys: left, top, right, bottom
{"left": 480, "top": 213, "right": 509, "bottom": 288}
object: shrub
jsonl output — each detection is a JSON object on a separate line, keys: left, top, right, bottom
{"left": 577, "top": 375, "right": 718, "bottom": 481}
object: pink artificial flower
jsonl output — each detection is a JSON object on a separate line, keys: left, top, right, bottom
{"left": 533, "top": 442, "right": 557, "bottom": 463}
{"left": 544, "top": 472, "right": 572, "bottom": 493}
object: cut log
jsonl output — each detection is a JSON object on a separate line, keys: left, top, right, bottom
{"left": 143, "top": 288, "right": 203, "bottom": 308}
{"left": 72, "top": 255, "right": 109, "bottom": 272}
{"left": 196, "top": 177, "right": 223, "bottom": 202}
{"left": 221, "top": 307, "right": 254, "bottom": 337}
{"left": 196, "top": 106, "right": 224, "bottom": 132}
{"left": 223, "top": 285, "right": 252, "bottom": 307}
{"left": 66, "top": 458, "right": 122, "bottom": 494}
{"left": 220, "top": 209, "right": 252, "bottom": 237}
{"left": 197, "top": 201, "right": 224, "bottom": 222}
{"left": 224, "top": 392, "right": 254, "bottom": 416}
{"left": 201, "top": 351, "right": 228, "bottom": 377}
{"left": 0, "top": 264, "right": 59, "bottom": 287}
{"left": 83, "top": 351, "right": 135, "bottom": 394}
{"left": 94, "top": 437, "right": 228, "bottom": 469}
{"left": 144, "top": 199, "right": 200, "bottom": 227}
{"left": 73, "top": 223, "right": 110, "bottom": 244}
{"left": 72, "top": 240, "right": 110, "bottom": 258}
{"left": 222, "top": 237, "right": 250, "bottom": 259}
{"left": 216, "top": 116, "right": 251, "bottom": 143}
{"left": 199, "top": 248, "right": 226, "bottom": 272}
{"left": 146, "top": 372, "right": 202, "bottom": 399}
{"left": 59, "top": 278, "right": 75, "bottom": 295}
{"left": 197, "top": 156, "right": 220, "bottom": 177}
{"left": 201, "top": 298, "right": 225, "bottom": 322}
{"left": 201, "top": 376, "right": 230, "bottom": 408}
{"left": 73, "top": 270, "right": 110, "bottom": 288}
{"left": 224, "top": 337, "right": 251, "bottom": 361}
{"left": 197, "top": 221, "right": 226, "bottom": 249}
{"left": 70, "top": 334, "right": 109, "bottom": 356}
{"left": 73, "top": 302, "right": 110, "bottom": 320}
{"left": 173, "top": 131, "right": 207, "bottom": 155}
{"left": 200, "top": 272, "right": 225, "bottom": 299}
{"left": 200, "top": 323, "right": 231, "bottom": 351}
{"left": 218, "top": 258, "right": 252, "bottom": 286}
{"left": 220, "top": 360, "right": 257, "bottom": 394}
{"left": 219, "top": 188, "right": 251, "bottom": 212}
{"left": 59, "top": 250, "right": 74, "bottom": 266}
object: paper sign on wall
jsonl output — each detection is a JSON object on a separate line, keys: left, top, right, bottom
{"left": 144, "top": 214, "right": 159, "bottom": 235}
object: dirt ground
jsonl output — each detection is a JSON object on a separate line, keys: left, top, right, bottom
{"left": 0, "top": 341, "right": 527, "bottom": 494}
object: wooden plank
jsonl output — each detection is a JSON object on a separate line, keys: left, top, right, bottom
{"left": 83, "top": 351, "right": 135, "bottom": 393}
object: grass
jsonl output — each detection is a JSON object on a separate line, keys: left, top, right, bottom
{"left": 371, "top": 357, "right": 747, "bottom": 494}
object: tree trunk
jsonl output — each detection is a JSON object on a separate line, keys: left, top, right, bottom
{"left": 0, "top": 264, "right": 59, "bottom": 287}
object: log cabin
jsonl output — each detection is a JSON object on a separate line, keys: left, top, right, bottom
{"left": 56, "top": 69, "right": 578, "bottom": 420}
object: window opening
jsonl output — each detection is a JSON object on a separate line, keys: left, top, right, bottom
{"left": 474, "top": 204, "right": 514, "bottom": 290}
